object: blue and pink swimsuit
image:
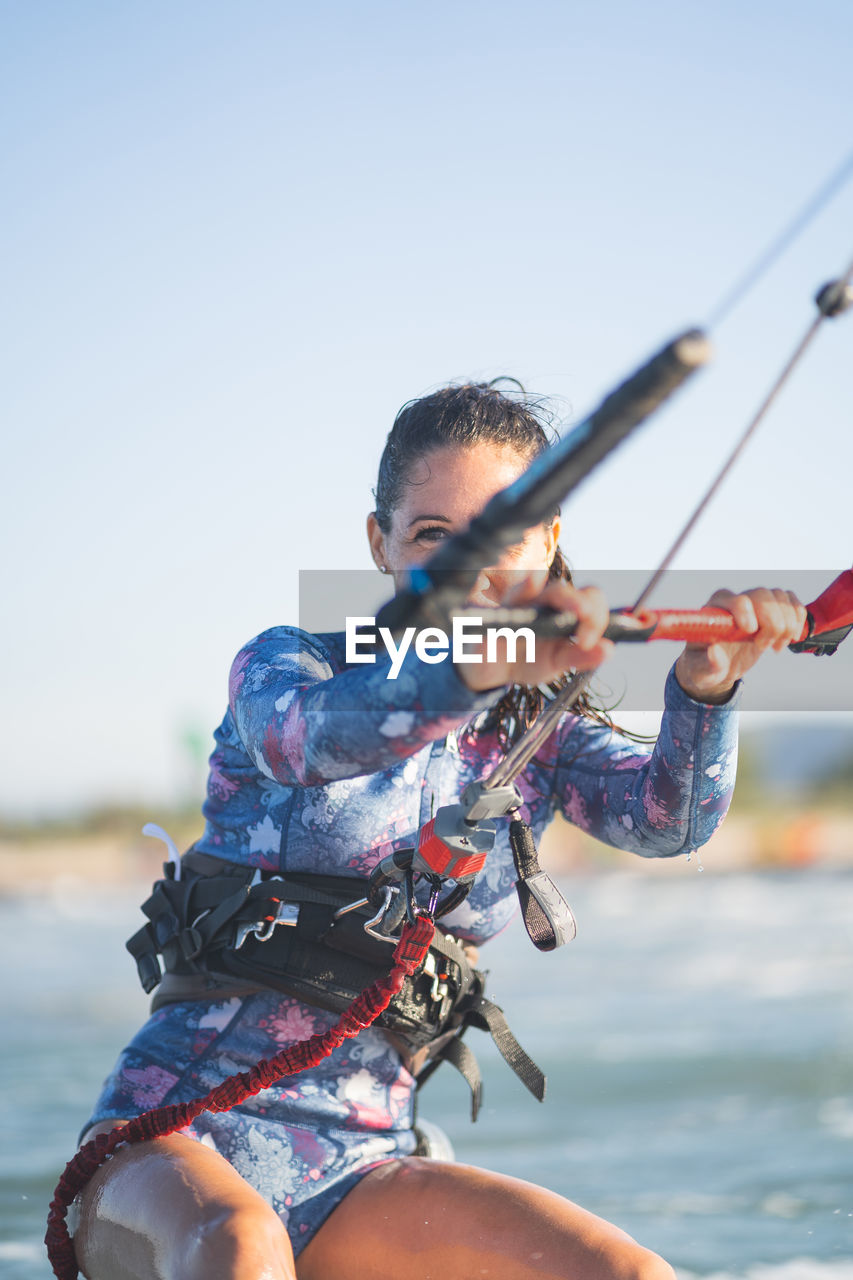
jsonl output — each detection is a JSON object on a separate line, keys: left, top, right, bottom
{"left": 85, "top": 626, "right": 739, "bottom": 1255}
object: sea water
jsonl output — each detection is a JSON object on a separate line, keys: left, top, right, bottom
{"left": 1, "top": 869, "right": 851, "bottom": 1279}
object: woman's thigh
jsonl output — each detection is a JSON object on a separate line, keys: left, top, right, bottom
{"left": 297, "top": 1157, "right": 675, "bottom": 1280}
{"left": 72, "top": 1125, "right": 297, "bottom": 1280}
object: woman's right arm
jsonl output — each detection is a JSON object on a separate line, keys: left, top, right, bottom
{"left": 228, "top": 626, "right": 499, "bottom": 787}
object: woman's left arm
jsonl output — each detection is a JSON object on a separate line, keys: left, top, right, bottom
{"left": 550, "top": 587, "right": 807, "bottom": 859}
{"left": 550, "top": 671, "right": 740, "bottom": 858}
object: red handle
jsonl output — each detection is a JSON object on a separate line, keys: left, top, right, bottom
{"left": 638, "top": 607, "right": 759, "bottom": 644}
{"left": 628, "top": 568, "right": 853, "bottom": 645}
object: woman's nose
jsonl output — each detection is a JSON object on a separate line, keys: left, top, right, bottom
{"left": 469, "top": 568, "right": 500, "bottom": 604}
{"left": 472, "top": 566, "right": 528, "bottom": 604}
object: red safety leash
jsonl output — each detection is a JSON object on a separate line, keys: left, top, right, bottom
{"left": 45, "top": 915, "right": 435, "bottom": 1279}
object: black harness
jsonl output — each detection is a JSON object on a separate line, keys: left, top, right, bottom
{"left": 127, "top": 849, "right": 545, "bottom": 1119}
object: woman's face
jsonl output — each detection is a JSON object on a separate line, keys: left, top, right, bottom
{"left": 367, "top": 442, "right": 560, "bottom": 606}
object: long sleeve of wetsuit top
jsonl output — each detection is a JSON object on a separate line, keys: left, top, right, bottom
{"left": 228, "top": 626, "right": 502, "bottom": 787}
{"left": 529, "top": 665, "right": 741, "bottom": 858}
{"left": 228, "top": 627, "right": 740, "bottom": 861}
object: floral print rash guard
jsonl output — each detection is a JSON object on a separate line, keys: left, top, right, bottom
{"left": 85, "top": 626, "right": 740, "bottom": 1254}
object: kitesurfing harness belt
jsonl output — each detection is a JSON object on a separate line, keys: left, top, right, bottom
{"left": 126, "top": 850, "right": 545, "bottom": 1119}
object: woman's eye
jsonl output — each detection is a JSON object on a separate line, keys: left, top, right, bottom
{"left": 412, "top": 526, "right": 448, "bottom": 544}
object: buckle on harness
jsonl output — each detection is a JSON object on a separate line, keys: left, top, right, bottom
{"left": 235, "top": 901, "right": 299, "bottom": 949}
{"left": 333, "top": 885, "right": 408, "bottom": 944}
{"left": 179, "top": 925, "right": 205, "bottom": 960}
{"left": 422, "top": 952, "right": 449, "bottom": 1006}
{"left": 362, "top": 887, "right": 400, "bottom": 943}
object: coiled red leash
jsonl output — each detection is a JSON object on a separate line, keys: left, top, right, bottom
{"left": 45, "top": 915, "right": 435, "bottom": 1279}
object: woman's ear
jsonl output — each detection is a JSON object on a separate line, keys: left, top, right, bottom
{"left": 366, "top": 512, "right": 388, "bottom": 572}
{"left": 546, "top": 516, "right": 561, "bottom": 566}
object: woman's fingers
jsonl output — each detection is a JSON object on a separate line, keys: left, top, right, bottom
{"left": 706, "top": 588, "right": 759, "bottom": 636}
{"left": 457, "top": 580, "right": 613, "bottom": 689}
{"left": 537, "top": 581, "right": 610, "bottom": 651}
{"left": 533, "top": 582, "right": 613, "bottom": 675}
{"left": 770, "top": 589, "right": 808, "bottom": 649}
{"left": 676, "top": 586, "right": 808, "bottom": 703}
{"left": 708, "top": 587, "right": 807, "bottom": 649}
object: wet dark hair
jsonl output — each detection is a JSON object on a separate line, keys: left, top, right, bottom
{"left": 374, "top": 380, "right": 555, "bottom": 533}
{"left": 373, "top": 380, "right": 621, "bottom": 750}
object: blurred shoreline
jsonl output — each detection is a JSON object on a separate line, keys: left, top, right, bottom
{"left": 2, "top": 805, "right": 852, "bottom": 898}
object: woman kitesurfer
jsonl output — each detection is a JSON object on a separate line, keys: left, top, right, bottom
{"left": 71, "top": 382, "right": 806, "bottom": 1280}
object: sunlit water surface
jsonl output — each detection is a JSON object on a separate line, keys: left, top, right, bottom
{"left": 2, "top": 870, "right": 852, "bottom": 1278}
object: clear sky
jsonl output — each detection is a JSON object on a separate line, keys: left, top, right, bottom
{"left": 3, "top": 1, "right": 852, "bottom": 817}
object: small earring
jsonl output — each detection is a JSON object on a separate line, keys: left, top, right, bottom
{"left": 379, "top": 565, "right": 389, "bottom": 574}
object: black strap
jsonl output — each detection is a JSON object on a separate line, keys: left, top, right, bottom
{"left": 464, "top": 996, "right": 546, "bottom": 1102}
{"left": 127, "top": 861, "right": 364, "bottom": 991}
{"left": 441, "top": 1038, "right": 483, "bottom": 1121}
{"left": 413, "top": 993, "right": 546, "bottom": 1117}
{"left": 126, "top": 922, "right": 162, "bottom": 993}
{"left": 510, "top": 818, "right": 576, "bottom": 952}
